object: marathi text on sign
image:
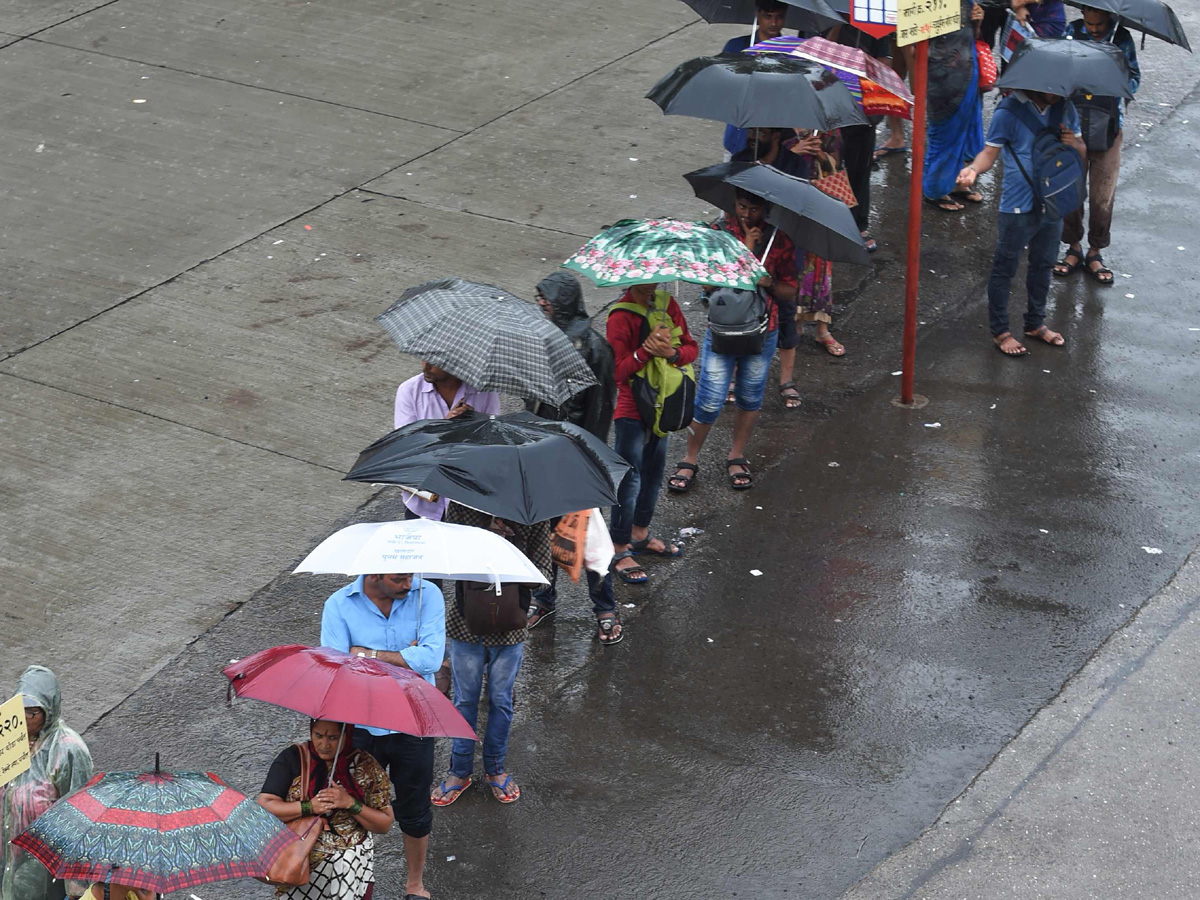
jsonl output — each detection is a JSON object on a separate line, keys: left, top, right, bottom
{"left": 0, "top": 693, "right": 31, "bottom": 789}
{"left": 896, "top": 0, "right": 962, "bottom": 46}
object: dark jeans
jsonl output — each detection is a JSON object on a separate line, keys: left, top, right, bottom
{"left": 610, "top": 417, "right": 669, "bottom": 547}
{"left": 841, "top": 123, "right": 876, "bottom": 233}
{"left": 351, "top": 730, "right": 435, "bottom": 838}
{"left": 534, "top": 563, "right": 616, "bottom": 616}
{"left": 987, "top": 210, "right": 1063, "bottom": 337}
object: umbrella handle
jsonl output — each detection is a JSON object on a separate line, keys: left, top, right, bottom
{"left": 759, "top": 228, "right": 778, "bottom": 265}
{"left": 327, "top": 723, "right": 347, "bottom": 788}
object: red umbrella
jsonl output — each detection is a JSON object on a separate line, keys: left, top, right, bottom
{"left": 224, "top": 645, "right": 475, "bottom": 740}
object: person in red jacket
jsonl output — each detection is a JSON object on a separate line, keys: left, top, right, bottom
{"left": 606, "top": 282, "right": 699, "bottom": 584}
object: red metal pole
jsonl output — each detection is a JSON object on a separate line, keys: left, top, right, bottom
{"left": 900, "top": 39, "right": 928, "bottom": 406}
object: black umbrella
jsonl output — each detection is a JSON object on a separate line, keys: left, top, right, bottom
{"left": 345, "top": 411, "right": 632, "bottom": 525}
{"left": 995, "top": 38, "right": 1134, "bottom": 99}
{"left": 646, "top": 53, "right": 868, "bottom": 132}
{"left": 679, "top": 0, "right": 844, "bottom": 33}
{"left": 684, "top": 161, "right": 871, "bottom": 265}
{"left": 1062, "top": 0, "right": 1190, "bottom": 51}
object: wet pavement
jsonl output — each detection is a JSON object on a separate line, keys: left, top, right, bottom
{"left": 3, "top": 1, "right": 1200, "bottom": 898}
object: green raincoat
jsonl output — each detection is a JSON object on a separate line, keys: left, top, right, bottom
{"left": 0, "top": 666, "right": 93, "bottom": 900}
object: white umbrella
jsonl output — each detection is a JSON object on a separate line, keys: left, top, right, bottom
{"left": 294, "top": 519, "right": 549, "bottom": 584}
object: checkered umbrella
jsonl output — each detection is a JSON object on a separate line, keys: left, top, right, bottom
{"left": 376, "top": 278, "right": 598, "bottom": 408}
{"left": 12, "top": 766, "right": 297, "bottom": 894}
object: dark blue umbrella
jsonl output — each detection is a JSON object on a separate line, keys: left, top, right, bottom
{"left": 995, "top": 38, "right": 1135, "bottom": 99}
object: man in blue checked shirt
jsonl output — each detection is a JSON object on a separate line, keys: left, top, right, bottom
{"left": 321, "top": 572, "right": 445, "bottom": 900}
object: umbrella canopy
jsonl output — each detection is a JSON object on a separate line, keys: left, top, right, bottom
{"left": 345, "top": 411, "right": 631, "bottom": 525}
{"left": 646, "top": 53, "right": 868, "bottom": 131}
{"left": 375, "top": 278, "right": 597, "bottom": 408}
{"left": 12, "top": 768, "right": 297, "bottom": 894}
{"left": 995, "top": 38, "right": 1134, "bottom": 99}
{"left": 1062, "top": 0, "right": 1189, "bottom": 50}
{"left": 750, "top": 35, "right": 913, "bottom": 102}
{"left": 679, "top": 0, "right": 844, "bottom": 32}
{"left": 294, "top": 519, "right": 548, "bottom": 584}
{"left": 224, "top": 645, "right": 476, "bottom": 740}
{"left": 562, "top": 217, "right": 768, "bottom": 290}
{"left": 684, "top": 162, "right": 871, "bottom": 266}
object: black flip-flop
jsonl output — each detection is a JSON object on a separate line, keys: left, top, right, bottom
{"left": 924, "top": 195, "right": 964, "bottom": 213}
{"left": 874, "top": 145, "right": 908, "bottom": 160}
{"left": 597, "top": 613, "right": 624, "bottom": 646}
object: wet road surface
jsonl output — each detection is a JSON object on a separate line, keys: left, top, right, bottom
{"left": 5, "top": 1, "right": 1200, "bottom": 897}
{"left": 85, "top": 88, "right": 1200, "bottom": 899}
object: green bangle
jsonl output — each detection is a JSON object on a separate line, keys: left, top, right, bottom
{"left": 300, "top": 800, "right": 312, "bottom": 816}
{"left": 349, "top": 799, "right": 364, "bottom": 816}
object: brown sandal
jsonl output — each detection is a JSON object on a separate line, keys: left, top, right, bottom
{"left": 1024, "top": 325, "right": 1065, "bottom": 346}
{"left": 993, "top": 332, "right": 1029, "bottom": 357}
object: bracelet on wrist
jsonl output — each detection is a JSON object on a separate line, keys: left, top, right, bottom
{"left": 300, "top": 800, "right": 313, "bottom": 817}
{"left": 349, "top": 799, "right": 364, "bottom": 816}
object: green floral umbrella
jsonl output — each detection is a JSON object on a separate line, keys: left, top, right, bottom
{"left": 563, "top": 218, "right": 768, "bottom": 290}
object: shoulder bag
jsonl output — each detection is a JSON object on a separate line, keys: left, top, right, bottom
{"left": 258, "top": 743, "right": 325, "bottom": 887}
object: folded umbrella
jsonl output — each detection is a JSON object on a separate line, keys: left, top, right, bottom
{"left": 1062, "top": 0, "right": 1189, "bottom": 50}
{"left": 13, "top": 765, "right": 297, "bottom": 894}
{"left": 646, "top": 53, "right": 868, "bottom": 132}
{"left": 678, "top": 0, "right": 844, "bottom": 32}
{"left": 294, "top": 519, "right": 548, "bottom": 584}
{"left": 375, "top": 278, "right": 597, "bottom": 408}
{"left": 995, "top": 38, "right": 1134, "bottom": 99}
{"left": 563, "top": 217, "right": 768, "bottom": 290}
{"left": 224, "top": 645, "right": 477, "bottom": 740}
{"left": 684, "top": 162, "right": 871, "bottom": 266}
{"left": 345, "top": 410, "right": 631, "bottom": 525}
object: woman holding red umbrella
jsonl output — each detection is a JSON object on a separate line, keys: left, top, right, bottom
{"left": 258, "top": 720, "right": 393, "bottom": 900}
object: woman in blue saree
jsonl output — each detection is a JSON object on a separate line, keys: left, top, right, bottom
{"left": 923, "top": 2, "right": 985, "bottom": 212}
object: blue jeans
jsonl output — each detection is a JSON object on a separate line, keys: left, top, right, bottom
{"left": 610, "top": 418, "right": 669, "bottom": 546}
{"left": 533, "top": 564, "right": 616, "bottom": 616}
{"left": 448, "top": 640, "right": 524, "bottom": 777}
{"left": 988, "top": 211, "right": 1063, "bottom": 337}
{"left": 693, "top": 327, "right": 780, "bottom": 425}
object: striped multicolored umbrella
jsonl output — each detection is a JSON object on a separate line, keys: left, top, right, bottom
{"left": 563, "top": 218, "right": 767, "bottom": 290}
{"left": 13, "top": 767, "right": 297, "bottom": 893}
{"left": 748, "top": 35, "right": 914, "bottom": 119}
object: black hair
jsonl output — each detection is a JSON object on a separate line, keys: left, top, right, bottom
{"left": 756, "top": 0, "right": 788, "bottom": 12}
{"left": 734, "top": 188, "right": 768, "bottom": 209}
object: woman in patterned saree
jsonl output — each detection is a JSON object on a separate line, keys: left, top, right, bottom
{"left": 258, "top": 720, "right": 393, "bottom": 900}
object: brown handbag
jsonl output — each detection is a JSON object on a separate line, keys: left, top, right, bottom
{"left": 259, "top": 743, "right": 326, "bottom": 887}
{"left": 460, "top": 581, "right": 528, "bottom": 635}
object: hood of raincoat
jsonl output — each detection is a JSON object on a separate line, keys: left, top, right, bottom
{"left": 2, "top": 666, "right": 93, "bottom": 900}
{"left": 19, "top": 664, "right": 62, "bottom": 737}
{"left": 536, "top": 272, "right": 589, "bottom": 332}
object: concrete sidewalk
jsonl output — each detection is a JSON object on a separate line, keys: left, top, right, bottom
{"left": 844, "top": 549, "right": 1200, "bottom": 900}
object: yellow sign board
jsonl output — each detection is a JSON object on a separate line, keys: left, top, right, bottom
{"left": 897, "top": 0, "right": 963, "bottom": 46}
{"left": 0, "top": 694, "right": 31, "bottom": 788}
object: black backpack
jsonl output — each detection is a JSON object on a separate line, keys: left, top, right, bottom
{"left": 1072, "top": 91, "right": 1122, "bottom": 153}
{"left": 707, "top": 287, "right": 769, "bottom": 356}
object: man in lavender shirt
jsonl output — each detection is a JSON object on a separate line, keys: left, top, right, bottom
{"left": 393, "top": 360, "right": 501, "bottom": 520}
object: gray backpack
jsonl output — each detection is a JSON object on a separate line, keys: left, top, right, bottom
{"left": 707, "top": 287, "right": 768, "bottom": 356}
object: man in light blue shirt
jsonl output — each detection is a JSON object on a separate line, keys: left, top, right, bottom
{"left": 958, "top": 90, "right": 1085, "bottom": 357}
{"left": 320, "top": 572, "right": 444, "bottom": 900}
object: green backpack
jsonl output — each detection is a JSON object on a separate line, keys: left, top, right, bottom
{"left": 607, "top": 290, "right": 696, "bottom": 437}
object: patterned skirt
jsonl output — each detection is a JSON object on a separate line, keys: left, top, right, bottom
{"left": 282, "top": 836, "right": 374, "bottom": 900}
